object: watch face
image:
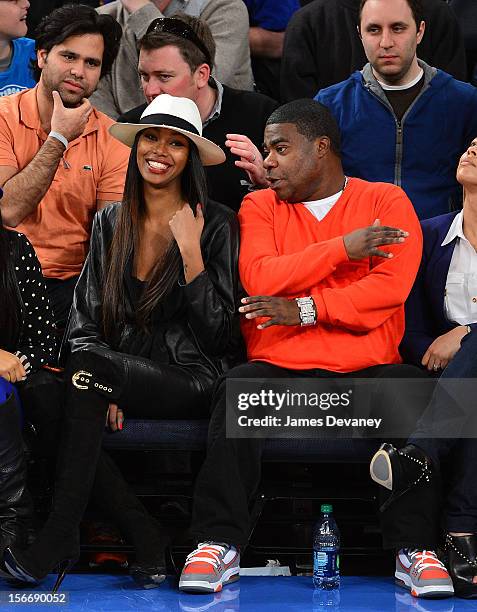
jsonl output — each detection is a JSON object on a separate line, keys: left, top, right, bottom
{"left": 296, "top": 297, "right": 316, "bottom": 325}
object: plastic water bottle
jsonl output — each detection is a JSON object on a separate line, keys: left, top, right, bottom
{"left": 313, "top": 504, "right": 340, "bottom": 590}
{"left": 312, "top": 587, "right": 341, "bottom": 609}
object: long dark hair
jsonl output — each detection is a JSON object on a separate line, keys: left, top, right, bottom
{"left": 102, "top": 133, "right": 208, "bottom": 344}
{"left": 0, "top": 219, "right": 22, "bottom": 351}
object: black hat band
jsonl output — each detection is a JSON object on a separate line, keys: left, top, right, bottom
{"left": 139, "top": 113, "right": 200, "bottom": 136}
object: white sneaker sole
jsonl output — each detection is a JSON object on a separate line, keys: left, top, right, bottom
{"left": 395, "top": 570, "right": 454, "bottom": 598}
{"left": 370, "top": 448, "right": 393, "bottom": 490}
{"left": 179, "top": 566, "right": 240, "bottom": 593}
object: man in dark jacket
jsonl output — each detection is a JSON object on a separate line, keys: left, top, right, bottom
{"left": 450, "top": 0, "right": 477, "bottom": 84}
{"left": 281, "top": 0, "right": 467, "bottom": 102}
{"left": 315, "top": 0, "right": 477, "bottom": 220}
{"left": 118, "top": 14, "right": 278, "bottom": 211}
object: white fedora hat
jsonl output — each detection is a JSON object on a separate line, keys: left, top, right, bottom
{"left": 109, "top": 94, "right": 225, "bottom": 166}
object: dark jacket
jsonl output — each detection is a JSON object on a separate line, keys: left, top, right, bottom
{"left": 400, "top": 211, "right": 477, "bottom": 366}
{"left": 281, "top": 0, "right": 467, "bottom": 102}
{"left": 68, "top": 200, "right": 243, "bottom": 393}
{"left": 118, "top": 84, "right": 278, "bottom": 212}
{"left": 450, "top": 0, "right": 477, "bottom": 82}
{"left": 316, "top": 61, "right": 477, "bottom": 219}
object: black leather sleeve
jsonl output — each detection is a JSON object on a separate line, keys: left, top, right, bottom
{"left": 181, "top": 206, "right": 241, "bottom": 357}
{"left": 68, "top": 207, "right": 114, "bottom": 354}
{"left": 68, "top": 202, "right": 242, "bottom": 366}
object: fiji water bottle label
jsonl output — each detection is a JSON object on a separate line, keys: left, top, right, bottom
{"left": 314, "top": 550, "right": 339, "bottom": 578}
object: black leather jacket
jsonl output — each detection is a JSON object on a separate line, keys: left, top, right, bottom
{"left": 67, "top": 200, "right": 243, "bottom": 393}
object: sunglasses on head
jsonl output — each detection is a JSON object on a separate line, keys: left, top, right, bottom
{"left": 145, "top": 17, "right": 212, "bottom": 67}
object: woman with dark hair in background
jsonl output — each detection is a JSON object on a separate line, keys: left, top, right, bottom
{"left": 0, "top": 186, "right": 56, "bottom": 564}
{"left": 3, "top": 94, "right": 242, "bottom": 591}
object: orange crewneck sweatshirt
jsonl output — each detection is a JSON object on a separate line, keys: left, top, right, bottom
{"left": 238, "top": 178, "right": 423, "bottom": 372}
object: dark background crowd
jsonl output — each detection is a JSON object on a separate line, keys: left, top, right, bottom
{"left": 24, "top": 0, "right": 477, "bottom": 100}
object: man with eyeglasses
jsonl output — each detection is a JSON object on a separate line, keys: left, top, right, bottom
{"left": 118, "top": 14, "right": 277, "bottom": 212}
{"left": 0, "top": 0, "right": 36, "bottom": 97}
{"left": 92, "top": 0, "right": 254, "bottom": 120}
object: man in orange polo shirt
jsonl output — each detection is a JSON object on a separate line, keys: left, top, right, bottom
{"left": 178, "top": 98, "right": 428, "bottom": 594}
{"left": 0, "top": 5, "right": 129, "bottom": 328}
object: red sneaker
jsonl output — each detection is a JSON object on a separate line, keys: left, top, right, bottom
{"left": 395, "top": 548, "right": 454, "bottom": 598}
{"left": 179, "top": 542, "right": 240, "bottom": 593}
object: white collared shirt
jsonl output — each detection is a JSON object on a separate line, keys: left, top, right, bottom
{"left": 203, "top": 78, "right": 224, "bottom": 127}
{"left": 442, "top": 211, "right": 477, "bottom": 325}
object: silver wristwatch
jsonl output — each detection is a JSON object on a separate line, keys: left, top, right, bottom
{"left": 295, "top": 296, "right": 316, "bottom": 326}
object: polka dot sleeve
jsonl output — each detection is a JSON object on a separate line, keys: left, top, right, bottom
{"left": 14, "top": 233, "right": 58, "bottom": 374}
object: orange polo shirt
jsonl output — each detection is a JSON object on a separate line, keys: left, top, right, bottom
{"left": 238, "top": 178, "right": 423, "bottom": 372}
{"left": 0, "top": 87, "right": 129, "bottom": 279}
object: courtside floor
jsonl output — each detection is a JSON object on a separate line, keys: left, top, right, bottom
{"left": 1, "top": 576, "right": 477, "bottom": 611}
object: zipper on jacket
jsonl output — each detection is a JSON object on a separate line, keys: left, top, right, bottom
{"left": 365, "top": 78, "right": 431, "bottom": 188}
{"left": 395, "top": 120, "right": 403, "bottom": 187}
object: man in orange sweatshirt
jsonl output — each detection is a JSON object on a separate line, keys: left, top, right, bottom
{"left": 179, "top": 98, "right": 427, "bottom": 594}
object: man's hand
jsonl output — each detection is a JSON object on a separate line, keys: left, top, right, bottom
{"left": 106, "top": 403, "right": 124, "bottom": 432}
{"left": 422, "top": 326, "right": 469, "bottom": 372}
{"left": 0, "top": 349, "right": 26, "bottom": 383}
{"left": 50, "top": 91, "right": 93, "bottom": 143}
{"left": 239, "top": 296, "right": 301, "bottom": 329}
{"left": 225, "top": 134, "right": 269, "bottom": 187}
{"left": 343, "top": 218, "right": 409, "bottom": 260}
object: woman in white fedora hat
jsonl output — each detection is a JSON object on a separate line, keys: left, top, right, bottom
{"left": 3, "top": 95, "right": 243, "bottom": 591}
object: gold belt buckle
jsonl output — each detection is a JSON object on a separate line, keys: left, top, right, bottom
{"left": 71, "top": 370, "right": 92, "bottom": 390}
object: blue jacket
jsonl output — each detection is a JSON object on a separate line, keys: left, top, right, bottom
{"left": 316, "top": 61, "right": 477, "bottom": 220}
{"left": 400, "top": 211, "right": 477, "bottom": 366}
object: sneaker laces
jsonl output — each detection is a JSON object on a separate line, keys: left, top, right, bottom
{"left": 407, "top": 549, "right": 447, "bottom": 574}
{"left": 184, "top": 542, "right": 230, "bottom": 570}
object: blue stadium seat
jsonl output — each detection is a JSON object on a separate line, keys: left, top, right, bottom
{"left": 103, "top": 419, "right": 379, "bottom": 462}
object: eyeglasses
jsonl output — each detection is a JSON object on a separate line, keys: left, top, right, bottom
{"left": 145, "top": 17, "right": 212, "bottom": 67}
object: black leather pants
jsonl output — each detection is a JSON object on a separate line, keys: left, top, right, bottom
{"left": 23, "top": 346, "right": 209, "bottom": 446}
{"left": 105, "top": 348, "right": 209, "bottom": 419}
{"left": 0, "top": 389, "right": 33, "bottom": 556}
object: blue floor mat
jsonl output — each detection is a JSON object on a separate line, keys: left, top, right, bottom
{"left": 1, "top": 575, "right": 476, "bottom": 611}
